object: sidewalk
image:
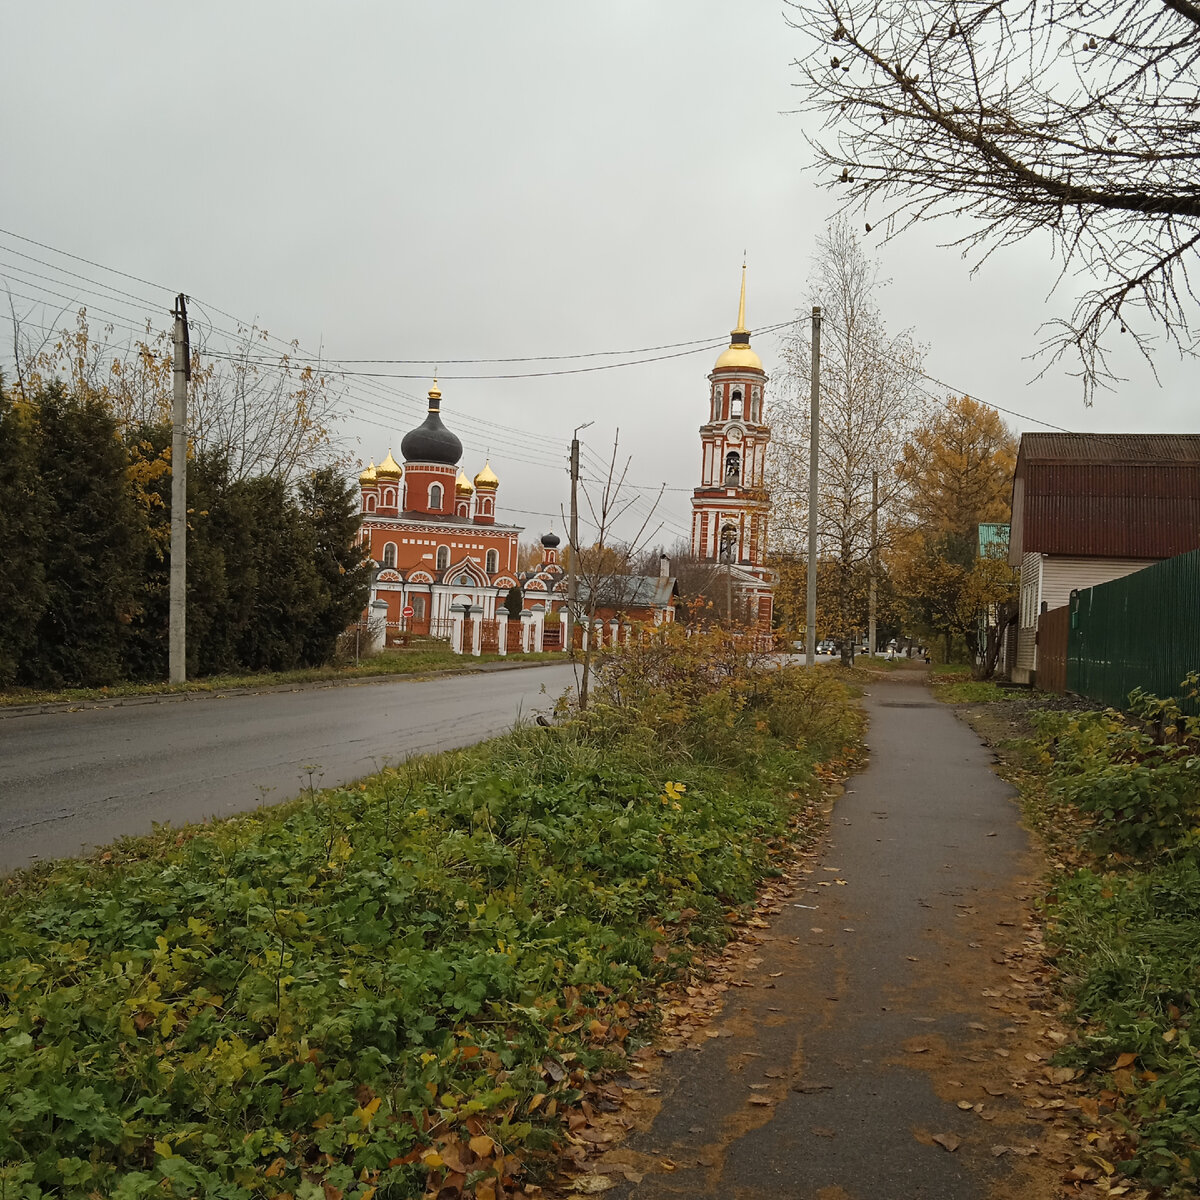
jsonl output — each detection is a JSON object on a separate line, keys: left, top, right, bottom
{"left": 581, "top": 677, "right": 1060, "bottom": 1200}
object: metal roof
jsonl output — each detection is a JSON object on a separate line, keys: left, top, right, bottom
{"left": 1011, "top": 434, "right": 1200, "bottom": 560}
{"left": 1016, "top": 433, "right": 1200, "bottom": 465}
{"left": 577, "top": 575, "right": 679, "bottom": 610}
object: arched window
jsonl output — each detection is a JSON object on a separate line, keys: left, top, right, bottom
{"left": 719, "top": 525, "right": 738, "bottom": 564}
{"left": 365, "top": 494, "right": 376, "bottom": 512}
{"left": 711, "top": 386, "right": 722, "bottom": 422}
{"left": 482, "top": 497, "right": 492, "bottom": 515}
{"left": 730, "top": 390, "right": 743, "bottom": 419}
{"left": 429, "top": 482, "right": 443, "bottom": 510}
{"left": 383, "top": 487, "right": 395, "bottom": 508}
{"left": 436, "top": 545, "right": 450, "bottom": 571}
{"left": 724, "top": 451, "right": 741, "bottom": 483}
{"left": 382, "top": 543, "right": 397, "bottom": 568}
{"left": 485, "top": 549, "right": 498, "bottom": 573}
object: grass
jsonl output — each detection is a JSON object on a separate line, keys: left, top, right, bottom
{"left": 956, "top": 693, "right": 1200, "bottom": 1195}
{"left": 0, "top": 658, "right": 859, "bottom": 1199}
{"left": 0, "top": 648, "right": 561, "bottom": 708}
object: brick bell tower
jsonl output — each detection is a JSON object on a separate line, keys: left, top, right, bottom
{"left": 689, "top": 264, "right": 775, "bottom": 631}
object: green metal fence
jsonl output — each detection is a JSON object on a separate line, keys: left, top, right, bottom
{"left": 1067, "top": 547, "right": 1200, "bottom": 709}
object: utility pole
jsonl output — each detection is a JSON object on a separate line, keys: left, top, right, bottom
{"left": 868, "top": 468, "right": 878, "bottom": 657}
{"left": 805, "top": 306, "right": 821, "bottom": 667}
{"left": 566, "top": 421, "right": 592, "bottom": 654}
{"left": 169, "top": 294, "right": 191, "bottom": 685}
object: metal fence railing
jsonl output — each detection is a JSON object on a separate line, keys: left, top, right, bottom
{"left": 1066, "top": 547, "right": 1200, "bottom": 710}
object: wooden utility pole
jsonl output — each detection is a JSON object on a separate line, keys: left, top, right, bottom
{"left": 805, "top": 306, "right": 821, "bottom": 666}
{"left": 169, "top": 294, "right": 190, "bottom": 685}
{"left": 868, "top": 468, "right": 878, "bottom": 657}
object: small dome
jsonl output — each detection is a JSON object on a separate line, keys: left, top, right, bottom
{"left": 376, "top": 450, "right": 402, "bottom": 480}
{"left": 541, "top": 530, "right": 561, "bottom": 548}
{"left": 474, "top": 460, "right": 499, "bottom": 489}
{"left": 455, "top": 470, "right": 474, "bottom": 496}
{"left": 359, "top": 459, "right": 377, "bottom": 484}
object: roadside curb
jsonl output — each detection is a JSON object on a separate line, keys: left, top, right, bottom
{"left": 0, "top": 657, "right": 571, "bottom": 721}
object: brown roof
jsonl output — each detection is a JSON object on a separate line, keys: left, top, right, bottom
{"left": 1010, "top": 433, "right": 1200, "bottom": 561}
{"left": 1016, "top": 433, "right": 1200, "bottom": 465}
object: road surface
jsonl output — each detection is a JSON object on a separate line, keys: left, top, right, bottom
{"left": 0, "top": 663, "right": 575, "bottom": 874}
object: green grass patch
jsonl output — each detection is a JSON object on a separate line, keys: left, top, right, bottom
{"left": 0, "top": 648, "right": 559, "bottom": 708}
{"left": 931, "top": 679, "right": 1012, "bottom": 704}
{"left": 1002, "top": 701, "right": 1200, "bottom": 1194}
{"left": 0, "top": 649, "right": 858, "bottom": 1199}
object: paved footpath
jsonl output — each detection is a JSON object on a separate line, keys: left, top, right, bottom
{"left": 588, "top": 676, "right": 1056, "bottom": 1200}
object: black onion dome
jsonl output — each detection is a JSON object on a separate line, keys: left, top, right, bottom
{"left": 400, "top": 383, "right": 463, "bottom": 466}
{"left": 540, "top": 530, "right": 561, "bottom": 548}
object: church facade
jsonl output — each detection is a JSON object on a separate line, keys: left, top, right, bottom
{"left": 689, "top": 266, "right": 775, "bottom": 631}
{"left": 357, "top": 381, "right": 528, "bottom": 637}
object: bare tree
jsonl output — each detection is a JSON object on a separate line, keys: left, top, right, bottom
{"left": 788, "top": 0, "right": 1200, "bottom": 400}
{"left": 768, "top": 219, "right": 926, "bottom": 661}
{"left": 8, "top": 306, "right": 347, "bottom": 481}
{"left": 567, "top": 431, "right": 664, "bottom": 710}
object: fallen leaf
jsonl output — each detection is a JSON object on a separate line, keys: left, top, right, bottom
{"left": 469, "top": 1134, "right": 495, "bottom": 1157}
{"left": 932, "top": 1133, "right": 960, "bottom": 1152}
{"left": 957, "top": 1100, "right": 974, "bottom": 1110}
{"left": 571, "top": 1176, "right": 616, "bottom": 1194}
{"left": 1114, "top": 1052, "right": 1138, "bottom": 1070}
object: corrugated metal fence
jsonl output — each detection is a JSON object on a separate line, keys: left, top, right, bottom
{"left": 1066, "top": 547, "right": 1200, "bottom": 709}
{"left": 1036, "top": 605, "right": 1069, "bottom": 695}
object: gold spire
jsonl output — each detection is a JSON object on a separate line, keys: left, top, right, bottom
{"left": 376, "top": 449, "right": 403, "bottom": 479}
{"left": 734, "top": 260, "right": 748, "bottom": 334}
{"left": 473, "top": 459, "right": 499, "bottom": 489}
{"left": 428, "top": 376, "right": 442, "bottom": 408}
{"left": 455, "top": 469, "right": 474, "bottom": 495}
{"left": 359, "top": 458, "right": 377, "bottom": 484}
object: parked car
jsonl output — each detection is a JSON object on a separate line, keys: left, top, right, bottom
{"left": 817, "top": 639, "right": 836, "bottom": 654}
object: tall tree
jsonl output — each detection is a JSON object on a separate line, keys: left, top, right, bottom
{"left": 297, "top": 466, "right": 370, "bottom": 665}
{"left": 789, "top": 0, "right": 1200, "bottom": 400}
{"left": 23, "top": 383, "right": 143, "bottom": 687}
{"left": 891, "top": 395, "right": 1019, "bottom": 672}
{"left": 0, "top": 382, "right": 48, "bottom": 686}
{"left": 769, "top": 219, "right": 926, "bottom": 661}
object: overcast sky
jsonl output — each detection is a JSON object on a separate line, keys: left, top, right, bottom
{"left": 2, "top": 2, "right": 1194, "bottom": 549}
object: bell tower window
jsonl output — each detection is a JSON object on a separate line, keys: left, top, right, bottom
{"left": 724, "top": 451, "right": 741, "bottom": 484}
{"left": 719, "top": 524, "right": 738, "bottom": 564}
{"left": 711, "top": 385, "right": 722, "bottom": 422}
{"left": 730, "top": 390, "right": 743, "bottom": 419}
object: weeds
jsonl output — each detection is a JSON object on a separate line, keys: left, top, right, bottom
{"left": 0, "top": 637, "right": 857, "bottom": 1199}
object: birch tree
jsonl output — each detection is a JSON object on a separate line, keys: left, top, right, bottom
{"left": 768, "top": 219, "right": 926, "bottom": 661}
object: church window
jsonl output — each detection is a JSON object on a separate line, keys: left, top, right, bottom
{"left": 429, "top": 482, "right": 443, "bottom": 510}
{"left": 365, "top": 494, "right": 376, "bottom": 512}
{"left": 711, "top": 386, "right": 722, "bottom": 421}
{"left": 724, "top": 451, "right": 741, "bottom": 483}
{"left": 382, "top": 543, "right": 397, "bottom": 568}
{"left": 719, "top": 524, "right": 738, "bottom": 564}
{"left": 436, "top": 545, "right": 450, "bottom": 571}
{"left": 412, "top": 595, "right": 426, "bottom": 619}
{"left": 383, "top": 487, "right": 395, "bottom": 508}
{"left": 730, "top": 391, "right": 743, "bottom": 419}
{"left": 751, "top": 385, "right": 762, "bottom": 422}
{"left": 485, "top": 549, "right": 499, "bottom": 573}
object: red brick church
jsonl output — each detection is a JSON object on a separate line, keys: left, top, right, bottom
{"left": 357, "top": 380, "right": 531, "bottom": 638}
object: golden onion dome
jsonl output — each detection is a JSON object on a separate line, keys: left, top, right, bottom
{"left": 713, "top": 343, "right": 764, "bottom": 372}
{"left": 455, "top": 469, "right": 474, "bottom": 495}
{"left": 473, "top": 459, "right": 499, "bottom": 489}
{"left": 376, "top": 449, "right": 403, "bottom": 480}
{"left": 359, "top": 459, "right": 377, "bottom": 484}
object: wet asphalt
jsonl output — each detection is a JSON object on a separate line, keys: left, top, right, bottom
{"left": 597, "top": 675, "right": 1033, "bottom": 1200}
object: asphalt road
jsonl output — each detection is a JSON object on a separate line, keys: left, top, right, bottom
{"left": 0, "top": 662, "right": 575, "bottom": 874}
